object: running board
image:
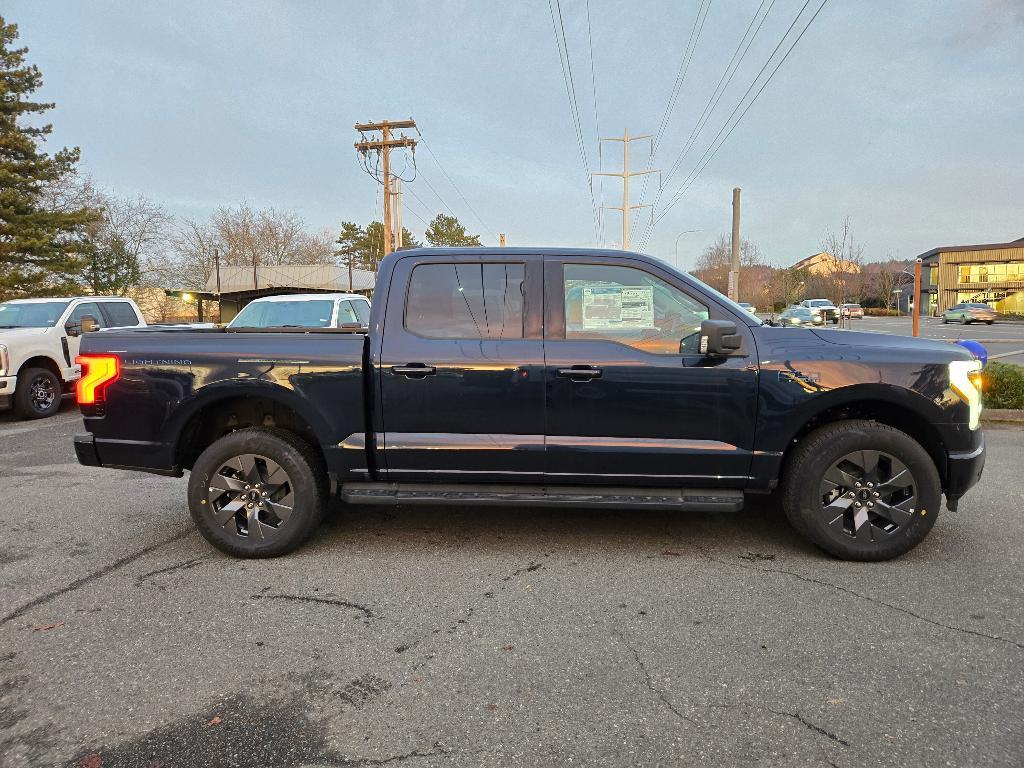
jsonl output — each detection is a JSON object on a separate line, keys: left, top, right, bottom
{"left": 341, "top": 483, "right": 744, "bottom": 512}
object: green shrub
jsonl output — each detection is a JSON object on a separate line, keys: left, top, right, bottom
{"left": 984, "top": 362, "right": 1024, "bottom": 409}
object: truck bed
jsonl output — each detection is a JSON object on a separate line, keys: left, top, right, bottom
{"left": 77, "top": 328, "right": 369, "bottom": 477}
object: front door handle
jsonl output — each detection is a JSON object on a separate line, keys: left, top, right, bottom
{"left": 391, "top": 364, "right": 437, "bottom": 378}
{"left": 557, "top": 365, "right": 602, "bottom": 381}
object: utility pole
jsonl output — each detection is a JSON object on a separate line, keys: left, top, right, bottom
{"left": 592, "top": 130, "right": 658, "bottom": 250}
{"left": 355, "top": 119, "right": 417, "bottom": 258}
{"left": 395, "top": 179, "right": 404, "bottom": 250}
{"left": 729, "top": 187, "right": 741, "bottom": 302}
{"left": 499, "top": 233, "right": 506, "bottom": 247}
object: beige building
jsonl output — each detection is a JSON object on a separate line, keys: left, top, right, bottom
{"left": 790, "top": 251, "right": 862, "bottom": 275}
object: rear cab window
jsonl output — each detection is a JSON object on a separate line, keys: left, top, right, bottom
{"left": 405, "top": 263, "right": 525, "bottom": 339}
{"left": 101, "top": 301, "right": 142, "bottom": 327}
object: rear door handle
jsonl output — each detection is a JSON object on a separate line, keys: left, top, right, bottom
{"left": 557, "top": 365, "right": 602, "bottom": 381}
{"left": 391, "top": 364, "right": 436, "bottom": 378}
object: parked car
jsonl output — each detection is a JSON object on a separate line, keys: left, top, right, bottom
{"left": 0, "top": 296, "right": 145, "bottom": 419}
{"left": 840, "top": 303, "right": 865, "bottom": 319}
{"left": 74, "top": 247, "right": 985, "bottom": 562}
{"left": 942, "top": 303, "right": 997, "bottom": 325}
{"left": 778, "top": 306, "right": 822, "bottom": 326}
{"left": 227, "top": 293, "right": 371, "bottom": 330}
{"left": 800, "top": 299, "right": 840, "bottom": 324}
{"left": 738, "top": 302, "right": 758, "bottom": 314}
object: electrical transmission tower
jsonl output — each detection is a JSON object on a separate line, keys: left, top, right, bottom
{"left": 592, "top": 130, "right": 659, "bottom": 250}
{"left": 354, "top": 119, "right": 417, "bottom": 257}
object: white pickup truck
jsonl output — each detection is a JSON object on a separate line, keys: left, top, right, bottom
{"left": 0, "top": 296, "right": 146, "bottom": 419}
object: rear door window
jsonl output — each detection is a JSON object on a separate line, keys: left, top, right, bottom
{"left": 101, "top": 301, "right": 141, "bottom": 327}
{"left": 68, "top": 302, "right": 104, "bottom": 329}
{"left": 405, "top": 263, "right": 525, "bottom": 339}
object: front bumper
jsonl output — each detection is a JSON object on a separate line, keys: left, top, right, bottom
{"left": 946, "top": 432, "right": 985, "bottom": 508}
{"left": 0, "top": 375, "right": 16, "bottom": 396}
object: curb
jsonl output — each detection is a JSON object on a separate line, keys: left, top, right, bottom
{"left": 982, "top": 409, "right": 1024, "bottom": 424}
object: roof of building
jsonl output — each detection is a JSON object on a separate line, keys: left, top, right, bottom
{"left": 917, "top": 236, "right": 1024, "bottom": 262}
{"left": 790, "top": 251, "right": 861, "bottom": 273}
{"left": 203, "top": 264, "right": 376, "bottom": 294}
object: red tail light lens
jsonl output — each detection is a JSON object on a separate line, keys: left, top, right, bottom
{"left": 75, "top": 354, "right": 120, "bottom": 405}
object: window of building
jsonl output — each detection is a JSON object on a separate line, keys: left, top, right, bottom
{"left": 563, "top": 263, "right": 709, "bottom": 354}
{"left": 405, "top": 263, "right": 525, "bottom": 339}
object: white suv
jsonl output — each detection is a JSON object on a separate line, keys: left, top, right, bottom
{"left": 0, "top": 297, "right": 145, "bottom": 419}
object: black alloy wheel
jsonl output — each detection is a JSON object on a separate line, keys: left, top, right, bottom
{"left": 188, "top": 428, "right": 327, "bottom": 557}
{"left": 782, "top": 420, "right": 941, "bottom": 561}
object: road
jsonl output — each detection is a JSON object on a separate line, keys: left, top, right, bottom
{"left": 817, "top": 316, "right": 1024, "bottom": 365}
{"left": 1, "top": 405, "right": 1022, "bottom": 767}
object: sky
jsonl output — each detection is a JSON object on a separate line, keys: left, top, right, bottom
{"left": 7, "top": 0, "right": 1023, "bottom": 270}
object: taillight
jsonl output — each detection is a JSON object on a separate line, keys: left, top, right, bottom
{"left": 75, "top": 354, "right": 120, "bottom": 405}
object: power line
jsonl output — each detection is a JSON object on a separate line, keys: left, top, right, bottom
{"left": 644, "top": 0, "right": 830, "bottom": 244}
{"left": 547, "top": 0, "right": 601, "bottom": 245}
{"left": 415, "top": 131, "right": 495, "bottom": 238}
{"left": 630, "top": 0, "right": 713, "bottom": 236}
{"left": 584, "top": 0, "right": 605, "bottom": 246}
{"left": 636, "top": 0, "right": 775, "bottom": 247}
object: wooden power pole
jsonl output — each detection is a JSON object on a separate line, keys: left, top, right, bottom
{"left": 355, "top": 119, "right": 417, "bottom": 258}
{"left": 729, "top": 187, "right": 741, "bottom": 302}
{"left": 592, "top": 130, "right": 658, "bottom": 250}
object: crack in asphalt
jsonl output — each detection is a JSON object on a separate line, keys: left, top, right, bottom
{"left": 765, "top": 707, "right": 851, "bottom": 747}
{"left": 250, "top": 593, "right": 375, "bottom": 619}
{"left": 664, "top": 519, "right": 1024, "bottom": 651}
{"left": 340, "top": 749, "right": 446, "bottom": 766}
{"left": 0, "top": 527, "right": 196, "bottom": 628}
{"left": 137, "top": 557, "right": 207, "bottom": 582}
{"left": 613, "top": 629, "right": 698, "bottom": 727}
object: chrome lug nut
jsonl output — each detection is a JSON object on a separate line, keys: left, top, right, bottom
{"left": 854, "top": 501, "right": 862, "bottom": 508}
{"left": 246, "top": 502, "right": 254, "bottom": 509}
{"left": 866, "top": 501, "right": 874, "bottom": 508}
{"left": 873, "top": 491, "right": 880, "bottom": 498}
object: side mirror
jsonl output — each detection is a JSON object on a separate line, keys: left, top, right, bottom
{"left": 65, "top": 322, "right": 80, "bottom": 338}
{"left": 698, "top": 319, "right": 741, "bottom": 355}
{"left": 81, "top": 315, "right": 98, "bottom": 333}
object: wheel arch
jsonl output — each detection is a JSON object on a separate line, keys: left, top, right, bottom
{"left": 778, "top": 386, "right": 948, "bottom": 489}
{"left": 16, "top": 355, "right": 65, "bottom": 381}
{"left": 171, "top": 383, "right": 328, "bottom": 471}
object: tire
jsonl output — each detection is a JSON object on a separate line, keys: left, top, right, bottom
{"left": 188, "top": 428, "right": 328, "bottom": 557}
{"left": 942, "top": 316, "right": 948, "bottom": 324}
{"left": 986, "top": 320, "right": 993, "bottom": 325}
{"left": 961, "top": 315, "right": 969, "bottom": 324}
{"left": 781, "top": 420, "right": 941, "bottom": 561}
{"left": 13, "top": 367, "right": 62, "bottom": 419}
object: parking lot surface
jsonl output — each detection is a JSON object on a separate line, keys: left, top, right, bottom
{"left": 1, "top": 405, "right": 1022, "bottom": 767}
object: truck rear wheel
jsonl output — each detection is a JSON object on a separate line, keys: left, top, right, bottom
{"left": 781, "top": 420, "right": 941, "bottom": 561}
{"left": 187, "top": 428, "right": 327, "bottom": 557}
{"left": 14, "top": 367, "right": 62, "bottom": 419}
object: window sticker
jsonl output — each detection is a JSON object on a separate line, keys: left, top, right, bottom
{"left": 581, "top": 285, "right": 654, "bottom": 330}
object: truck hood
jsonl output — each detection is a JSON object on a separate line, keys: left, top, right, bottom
{"left": 0, "top": 327, "right": 50, "bottom": 343}
{"left": 810, "top": 328, "right": 972, "bottom": 359}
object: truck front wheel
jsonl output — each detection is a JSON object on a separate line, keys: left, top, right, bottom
{"left": 781, "top": 420, "right": 941, "bottom": 561}
{"left": 187, "top": 428, "right": 327, "bottom": 557}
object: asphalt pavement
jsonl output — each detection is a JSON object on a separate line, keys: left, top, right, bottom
{"left": 1, "top": 404, "right": 1022, "bottom": 767}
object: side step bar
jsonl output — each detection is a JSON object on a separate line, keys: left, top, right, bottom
{"left": 341, "top": 483, "right": 744, "bottom": 512}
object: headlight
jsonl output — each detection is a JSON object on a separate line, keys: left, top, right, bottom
{"left": 949, "top": 359, "right": 983, "bottom": 430}
{"left": 0, "top": 344, "right": 8, "bottom": 376}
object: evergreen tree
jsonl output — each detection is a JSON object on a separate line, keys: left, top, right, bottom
{"left": 424, "top": 213, "right": 480, "bottom": 247}
{"left": 0, "top": 17, "right": 93, "bottom": 298}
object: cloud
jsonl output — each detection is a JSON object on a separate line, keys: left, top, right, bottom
{"left": 948, "top": 0, "right": 1024, "bottom": 49}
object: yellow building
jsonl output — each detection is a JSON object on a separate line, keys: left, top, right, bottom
{"left": 918, "top": 237, "right": 1024, "bottom": 315}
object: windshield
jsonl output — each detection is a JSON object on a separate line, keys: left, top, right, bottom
{"left": 229, "top": 299, "right": 334, "bottom": 328}
{"left": 0, "top": 301, "right": 70, "bottom": 328}
{"left": 807, "top": 300, "right": 833, "bottom": 307}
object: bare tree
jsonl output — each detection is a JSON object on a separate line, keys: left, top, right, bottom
{"left": 818, "top": 217, "right": 866, "bottom": 305}
{"left": 212, "top": 204, "right": 333, "bottom": 268}
{"left": 692, "top": 233, "right": 764, "bottom": 301}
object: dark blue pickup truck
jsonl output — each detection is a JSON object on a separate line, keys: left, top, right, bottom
{"left": 74, "top": 247, "right": 985, "bottom": 560}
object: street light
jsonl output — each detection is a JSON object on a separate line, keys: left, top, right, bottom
{"left": 673, "top": 229, "right": 699, "bottom": 269}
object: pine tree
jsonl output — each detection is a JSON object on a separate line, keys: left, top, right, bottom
{"left": 424, "top": 213, "right": 480, "bottom": 247}
{"left": 0, "top": 17, "right": 94, "bottom": 298}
